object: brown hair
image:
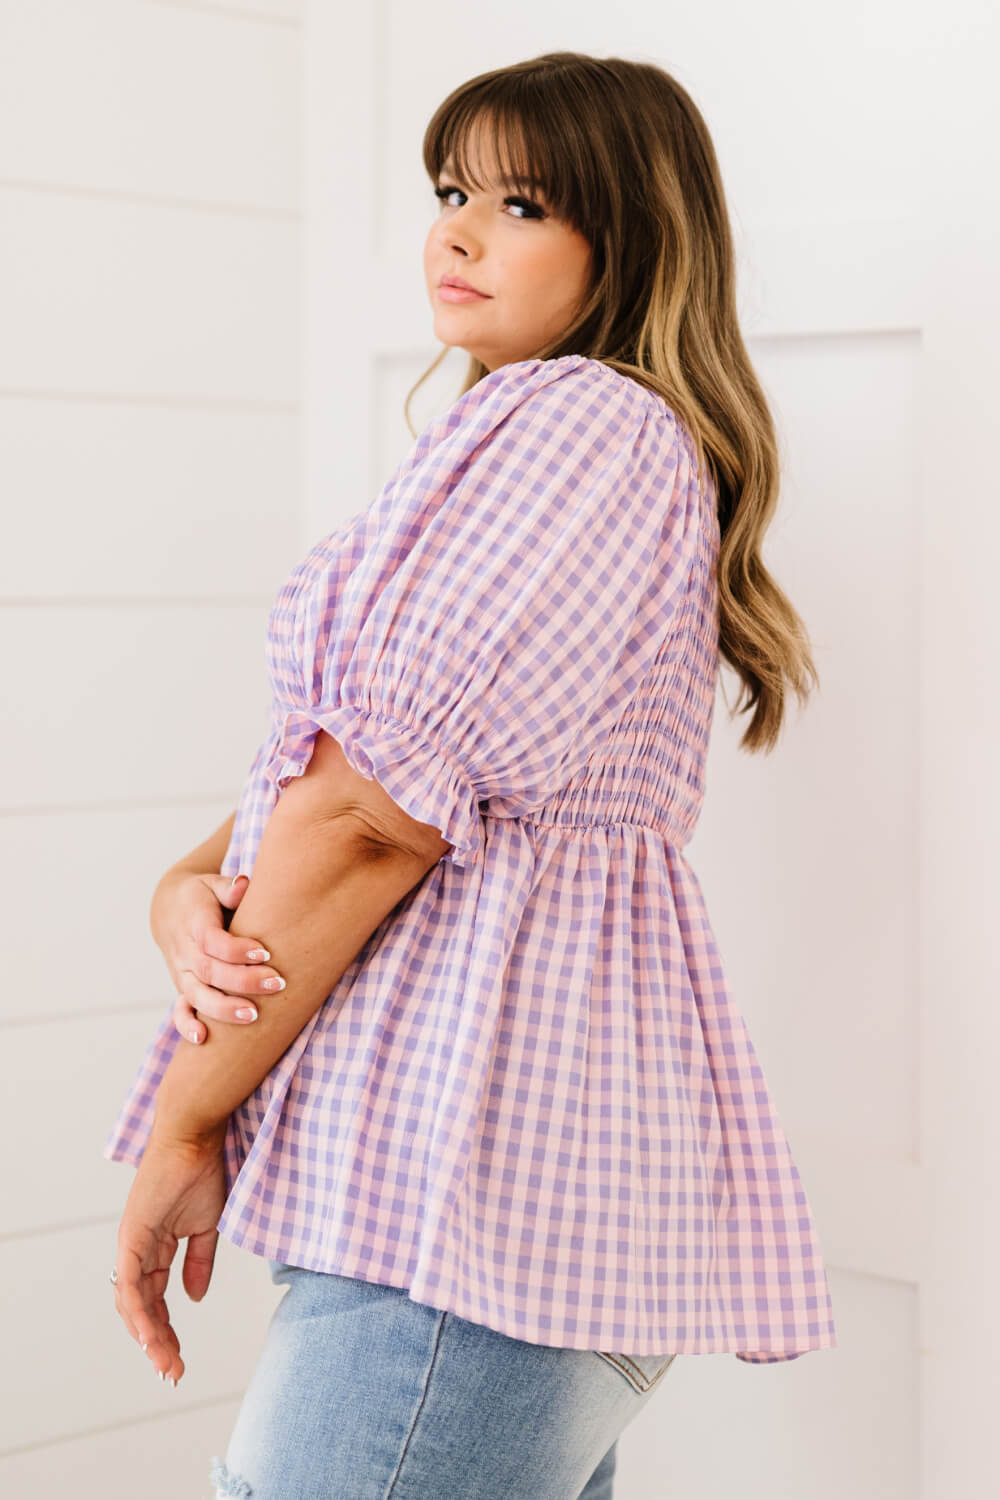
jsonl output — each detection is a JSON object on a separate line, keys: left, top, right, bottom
{"left": 407, "top": 51, "right": 818, "bottom": 753}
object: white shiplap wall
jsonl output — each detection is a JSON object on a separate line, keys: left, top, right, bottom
{"left": 303, "top": 4, "right": 1000, "bottom": 1496}
{"left": 0, "top": 2, "right": 300, "bottom": 1494}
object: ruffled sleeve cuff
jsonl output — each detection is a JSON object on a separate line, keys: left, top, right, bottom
{"left": 265, "top": 703, "right": 485, "bottom": 870}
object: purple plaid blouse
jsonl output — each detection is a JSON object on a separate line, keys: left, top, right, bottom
{"left": 104, "top": 354, "right": 837, "bottom": 1364}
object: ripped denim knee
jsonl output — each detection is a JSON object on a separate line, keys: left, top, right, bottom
{"left": 209, "top": 1455, "right": 253, "bottom": 1498}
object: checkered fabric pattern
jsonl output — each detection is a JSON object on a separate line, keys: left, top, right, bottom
{"left": 104, "top": 355, "right": 837, "bottom": 1364}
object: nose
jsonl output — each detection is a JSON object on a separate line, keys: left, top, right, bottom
{"left": 435, "top": 200, "right": 485, "bottom": 254}
{"left": 436, "top": 231, "right": 479, "bottom": 268}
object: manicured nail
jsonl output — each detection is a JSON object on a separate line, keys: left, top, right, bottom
{"left": 235, "top": 1006, "right": 258, "bottom": 1021}
{"left": 158, "top": 1369, "right": 164, "bottom": 1381}
{"left": 140, "top": 1341, "right": 147, "bottom": 1352}
{"left": 168, "top": 1376, "right": 177, "bottom": 1388}
{"left": 246, "top": 948, "right": 269, "bottom": 962}
{"left": 189, "top": 1030, "right": 201, "bottom": 1044}
{"left": 261, "top": 976, "right": 285, "bottom": 991}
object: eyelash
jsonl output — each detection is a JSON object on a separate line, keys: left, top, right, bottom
{"left": 433, "top": 183, "right": 546, "bottom": 220}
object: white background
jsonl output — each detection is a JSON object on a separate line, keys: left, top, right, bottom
{"left": 1, "top": 1, "right": 997, "bottom": 1495}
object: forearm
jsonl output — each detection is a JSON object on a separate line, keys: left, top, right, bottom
{"left": 148, "top": 795, "right": 439, "bottom": 1147}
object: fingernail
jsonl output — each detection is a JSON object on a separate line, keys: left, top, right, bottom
{"left": 235, "top": 1006, "right": 258, "bottom": 1021}
{"left": 189, "top": 1030, "right": 201, "bottom": 1044}
{"left": 158, "top": 1369, "right": 164, "bottom": 1382}
{"left": 168, "top": 1375, "right": 177, "bottom": 1388}
{"left": 231, "top": 875, "right": 246, "bottom": 888}
{"left": 246, "top": 948, "right": 269, "bottom": 962}
{"left": 140, "top": 1341, "right": 147, "bottom": 1352}
{"left": 261, "top": 976, "right": 286, "bottom": 991}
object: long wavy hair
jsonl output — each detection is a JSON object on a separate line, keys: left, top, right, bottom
{"left": 405, "top": 51, "right": 818, "bottom": 753}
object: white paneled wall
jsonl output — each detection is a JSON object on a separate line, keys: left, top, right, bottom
{"left": 5, "top": 2, "right": 997, "bottom": 1495}
{"left": 0, "top": 2, "right": 300, "bottom": 1493}
{"left": 302, "top": 2, "right": 1000, "bottom": 1496}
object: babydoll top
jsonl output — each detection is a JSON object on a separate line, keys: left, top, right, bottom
{"left": 104, "top": 354, "right": 838, "bottom": 1364}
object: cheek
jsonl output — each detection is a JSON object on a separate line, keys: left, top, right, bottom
{"left": 508, "top": 242, "right": 567, "bottom": 299}
{"left": 536, "top": 244, "right": 589, "bottom": 306}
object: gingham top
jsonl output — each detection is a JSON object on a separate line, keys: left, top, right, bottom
{"left": 104, "top": 354, "right": 837, "bottom": 1364}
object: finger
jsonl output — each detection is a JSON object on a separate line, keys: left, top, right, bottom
{"left": 174, "top": 973, "right": 264, "bottom": 1033}
{"left": 136, "top": 1289, "right": 181, "bottom": 1364}
{"left": 113, "top": 1284, "right": 143, "bottom": 1345}
{"left": 191, "top": 910, "right": 272, "bottom": 971}
{"left": 197, "top": 951, "right": 286, "bottom": 1003}
{"left": 140, "top": 1299, "right": 184, "bottom": 1384}
{"left": 212, "top": 872, "right": 249, "bottom": 909}
{"left": 184, "top": 949, "right": 285, "bottom": 1010}
{"left": 181, "top": 1226, "right": 219, "bottom": 1302}
{"left": 147, "top": 1295, "right": 184, "bottom": 1376}
{"left": 113, "top": 1258, "right": 169, "bottom": 1346}
{"left": 119, "top": 1266, "right": 183, "bottom": 1380}
{"left": 116, "top": 1248, "right": 169, "bottom": 1356}
{"left": 171, "top": 991, "right": 206, "bottom": 1045}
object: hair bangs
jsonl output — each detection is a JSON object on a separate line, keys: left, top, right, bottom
{"left": 423, "top": 87, "right": 583, "bottom": 231}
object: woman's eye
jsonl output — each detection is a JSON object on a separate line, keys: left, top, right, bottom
{"left": 505, "top": 196, "right": 546, "bottom": 220}
{"left": 433, "top": 184, "right": 545, "bottom": 220}
{"left": 434, "top": 184, "right": 465, "bottom": 209}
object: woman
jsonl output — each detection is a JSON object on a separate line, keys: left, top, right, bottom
{"left": 105, "top": 51, "right": 837, "bottom": 1499}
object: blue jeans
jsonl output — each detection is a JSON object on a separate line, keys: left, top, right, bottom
{"left": 210, "top": 1259, "right": 678, "bottom": 1499}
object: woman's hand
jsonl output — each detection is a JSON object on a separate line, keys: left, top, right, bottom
{"left": 111, "top": 1127, "right": 228, "bottom": 1386}
{"left": 151, "top": 871, "right": 286, "bottom": 1046}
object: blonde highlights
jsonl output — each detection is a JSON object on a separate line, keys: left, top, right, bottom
{"left": 408, "top": 52, "right": 818, "bottom": 753}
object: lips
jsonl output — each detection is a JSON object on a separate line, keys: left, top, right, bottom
{"left": 440, "top": 275, "right": 488, "bottom": 295}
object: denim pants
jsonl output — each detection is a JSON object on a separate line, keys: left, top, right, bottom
{"left": 209, "top": 1259, "right": 678, "bottom": 1500}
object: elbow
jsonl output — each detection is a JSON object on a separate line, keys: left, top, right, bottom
{"left": 347, "top": 811, "right": 453, "bottom": 873}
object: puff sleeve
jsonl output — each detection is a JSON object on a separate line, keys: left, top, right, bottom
{"left": 254, "top": 355, "right": 706, "bottom": 871}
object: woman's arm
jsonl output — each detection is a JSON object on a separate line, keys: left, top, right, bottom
{"left": 147, "top": 752, "right": 450, "bottom": 1150}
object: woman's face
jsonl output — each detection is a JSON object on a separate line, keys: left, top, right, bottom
{"left": 423, "top": 133, "right": 593, "bottom": 372}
